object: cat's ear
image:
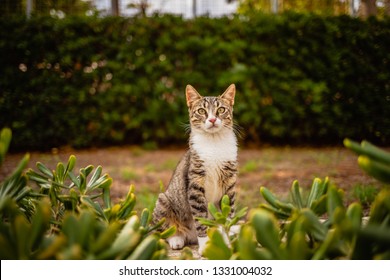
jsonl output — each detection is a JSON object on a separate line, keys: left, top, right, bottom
{"left": 186, "top": 85, "right": 202, "bottom": 107}
{"left": 220, "top": 84, "right": 236, "bottom": 106}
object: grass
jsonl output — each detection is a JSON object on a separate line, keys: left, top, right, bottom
{"left": 120, "top": 168, "right": 140, "bottom": 181}
{"left": 351, "top": 184, "right": 380, "bottom": 208}
{"left": 135, "top": 187, "right": 159, "bottom": 213}
{"left": 239, "top": 160, "right": 259, "bottom": 174}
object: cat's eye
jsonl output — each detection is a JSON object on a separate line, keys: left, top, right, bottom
{"left": 197, "top": 108, "right": 206, "bottom": 115}
{"left": 217, "top": 107, "right": 225, "bottom": 114}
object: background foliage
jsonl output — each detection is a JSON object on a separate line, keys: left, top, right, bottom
{"left": 0, "top": 13, "right": 389, "bottom": 150}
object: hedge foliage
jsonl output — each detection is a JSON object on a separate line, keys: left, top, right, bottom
{"left": 1, "top": 13, "right": 389, "bottom": 150}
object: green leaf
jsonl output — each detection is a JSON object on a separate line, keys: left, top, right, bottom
{"left": 307, "top": 178, "right": 322, "bottom": 208}
{"left": 203, "top": 228, "right": 232, "bottom": 260}
{"left": 117, "top": 193, "right": 136, "bottom": 220}
{"left": 227, "top": 216, "right": 240, "bottom": 228}
{"left": 221, "top": 195, "right": 230, "bottom": 208}
{"left": 222, "top": 204, "right": 231, "bottom": 218}
{"left": 310, "top": 194, "right": 327, "bottom": 216}
{"left": 260, "top": 186, "right": 280, "bottom": 209}
{"left": 84, "top": 165, "right": 94, "bottom": 177}
{"left": 140, "top": 208, "right": 150, "bottom": 228}
{"left": 147, "top": 218, "right": 166, "bottom": 232}
{"left": 208, "top": 202, "right": 219, "bottom": 219}
{"left": 0, "top": 128, "right": 12, "bottom": 165}
{"left": 300, "top": 209, "right": 328, "bottom": 241}
{"left": 259, "top": 203, "right": 290, "bottom": 219}
{"left": 0, "top": 154, "right": 30, "bottom": 199}
{"left": 358, "top": 156, "right": 390, "bottom": 184}
{"left": 102, "top": 184, "right": 112, "bottom": 209}
{"left": 55, "top": 162, "right": 65, "bottom": 183}
{"left": 80, "top": 196, "right": 106, "bottom": 220}
{"left": 86, "top": 166, "right": 102, "bottom": 190}
{"left": 197, "top": 217, "right": 218, "bottom": 227}
{"left": 14, "top": 215, "right": 31, "bottom": 259}
{"left": 160, "top": 226, "right": 176, "bottom": 239}
{"left": 92, "top": 222, "right": 122, "bottom": 255}
{"left": 36, "top": 162, "right": 53, "bottom": 178}
{"left": 65, "top": 155, "right": 76, "bottom": 173}
{"left": 260, "top": 186, "right": 294, "bottom": 214}
{"left": 79, "top": 170, "right": 87, "bottom": 193}
{"left": 214, "top": 212, "right": 226, "bottom": 224}
{"left": 29, "top": 199, "right": 51, "bottom": 250}
{"left": 344, "top": 139, "right": 390, "bottom": 165}
{"left": 128, "top": 235, "right": 158, "bottom": 260}
{"left": 288, "top": 231, "right": 310, "bottom": 259}
{"left": 291, "top": 180, "right": 304, "bottom": 209}
{"left": 346, "top": 202, "right": 362, "bottom": 231}
{"left": 238, "top": 225, "right": 262, "bottom": 260}
{"left": 68, "top": 172, "right": 80, "bottom": 188}
{"left": 327, "top": 184, "right": 344, "bottom": 223}
{"left": 312, "top": 228, "right": 341, "bottom": 260}
{"left": 250, "top": 209, "right": 284, "bottom": 259}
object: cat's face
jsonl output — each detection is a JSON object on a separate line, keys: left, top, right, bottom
{"left": 186, "top": 84, "right": 235, "bottom": 134}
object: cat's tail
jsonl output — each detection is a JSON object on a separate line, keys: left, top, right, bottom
{"left": 152, "top": 193, "right": 196, "bottom": 244}
{"left": 152, "top": 193, "right": 175, "bottom": 232}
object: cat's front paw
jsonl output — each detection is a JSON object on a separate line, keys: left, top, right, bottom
{"left": 167, "top": 235, "right": 185, "bottom": 250}
{"left": 229, "top": 225, "right": 241, "bottom": 236}
{"left": 197, "top": 236, "right": 209, "bottom": 256}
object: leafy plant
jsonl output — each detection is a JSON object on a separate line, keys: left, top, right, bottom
{"left": 0, "top": 128, "right": 34, "bottom": 220}
{"left": 0, "top": 127, "right": 175, "bottom": 259}
{"left": 200, "top": 176, "right": 389, "bottom": 259}
{"left": 259, "top": 177, "right": 329, "bottom": 219}
{"left": 344, "top": 139, "right": 390, "bottom": 258}
{"left": 344, "top": 139, "right": 390, "bottom": 184}
{"left": 197, "top": 195, "right": 247, "bottom": 260}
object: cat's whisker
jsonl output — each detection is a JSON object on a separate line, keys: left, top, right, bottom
{"left": 181, "top": 123, "right": 192, "bottom": 135}
{"left": 232, "top": 122, "right": 244, "bottom": 139}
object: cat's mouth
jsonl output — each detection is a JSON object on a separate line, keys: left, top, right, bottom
{"left": 204, "top": 122, "right": 222, "bottom": 133}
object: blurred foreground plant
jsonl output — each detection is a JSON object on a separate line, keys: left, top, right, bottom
{"left": 197, "top": 196, "right": 248, "bottom": 260}
{"left": 0, "top": 128, "right": 175, "bottom": 259}
{"left": 199, "top": 140, "right": 390, "bottom": 260}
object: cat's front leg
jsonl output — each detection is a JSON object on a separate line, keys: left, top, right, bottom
{"left": 187, "top": 156, "right": 210, "bottom": 255}
{"left": 187, "top": 180, "right": 208, "bottom": 255}
{"left": 222, "top": 162, "right": 239, "bottom": 238}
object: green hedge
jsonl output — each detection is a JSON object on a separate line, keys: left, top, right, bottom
{"left": 1, "top": 13, "right": 389, "bottom": 150}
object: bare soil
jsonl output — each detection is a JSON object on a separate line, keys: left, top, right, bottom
{"left": 1, "top": 146, "right": 382, "bottom": 213}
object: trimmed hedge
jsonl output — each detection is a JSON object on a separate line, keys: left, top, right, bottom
{"left": 0, "top": 13, "right": 389, "bottom": 150}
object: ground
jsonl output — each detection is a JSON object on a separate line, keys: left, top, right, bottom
{"left": 1, "top": 146, "right": 382, "bottom": 213}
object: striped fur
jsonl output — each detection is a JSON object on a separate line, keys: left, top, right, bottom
{"left": 152, "top": 84, "right": 238, "bottom": 250}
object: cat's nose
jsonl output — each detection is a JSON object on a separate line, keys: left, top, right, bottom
{"left": 208, "top": 117, "right": 217, "bottom": 124}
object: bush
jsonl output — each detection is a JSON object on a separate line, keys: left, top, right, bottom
{"left": 0, "top": 14, "right": 389, "bottom": 150}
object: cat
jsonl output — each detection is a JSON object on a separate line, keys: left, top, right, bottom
{"left": 152, "top": 84, "right": 238, "bottom": 255}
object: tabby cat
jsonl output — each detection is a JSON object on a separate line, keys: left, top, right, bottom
{"left": 152, "top": 84, "right": 238, "bottom": 254}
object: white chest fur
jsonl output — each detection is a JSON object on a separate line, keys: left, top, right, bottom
{"left": 190, "top": 130, "right": 237, "bottom": 205}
